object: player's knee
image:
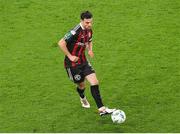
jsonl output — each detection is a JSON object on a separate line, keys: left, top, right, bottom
{"left": 78, "top": 82, "right": 85, "bottom": 89}
{"left": 90, "top": 80, "right": 99, "bottom": 86}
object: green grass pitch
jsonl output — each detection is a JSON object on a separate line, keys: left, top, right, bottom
{"left": 0, "top": 0, "right": 180, "bottom": 132}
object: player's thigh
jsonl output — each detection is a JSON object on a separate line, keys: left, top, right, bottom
{"left": 85, "top": 73, "right": 99, "bottom": 86}
{"left": 66, "top": 67, "right": 85, "bottom": 83}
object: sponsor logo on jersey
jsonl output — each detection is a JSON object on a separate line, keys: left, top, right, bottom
{"left": 77, "top": 42, "right": 89, "bottom": 46}
{"left": 77, "top": 42, "right": 85, "bottom": 46}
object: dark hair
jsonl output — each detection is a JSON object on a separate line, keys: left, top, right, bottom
{"left": 80, "top": 11, "right": 93, "bottom": 20}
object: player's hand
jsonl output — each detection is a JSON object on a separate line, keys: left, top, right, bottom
{"left": 88, "top": 50, "right": 94, "bottom": 58}
{"left": 68, "top": 55, "right": 79, "bottom": 62}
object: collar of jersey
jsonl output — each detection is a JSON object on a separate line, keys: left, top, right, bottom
{"left": 80, "top": 23, "right": 85, "bottom": 30}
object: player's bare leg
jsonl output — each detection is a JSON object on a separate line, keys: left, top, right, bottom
{"left": 76, "top": 81, "right": 90, "bottom": 108}
{"left": 86, "top": 73, "right": 116, "bottom": 116}
{"left": 77, "top": 81, "right": 85, "bottom": 90}
{"left": 85, "top": 73, "right": 99, "bottom": 85}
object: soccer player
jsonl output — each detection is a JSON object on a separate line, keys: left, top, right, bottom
{"left": 58, "top": 11, "right": 115, "bottom": 116}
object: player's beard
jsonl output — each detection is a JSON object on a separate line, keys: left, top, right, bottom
{"left": 86, "top": 26, "right": 91, "bottom": 30}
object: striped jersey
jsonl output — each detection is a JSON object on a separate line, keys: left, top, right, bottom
{"left": 63, "top": 23, "right": 93, "bottom": 68}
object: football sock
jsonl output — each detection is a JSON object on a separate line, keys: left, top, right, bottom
{"left": 77, "top": 87, "right": 85, "bottom": 98}
{"left": 90, "top": 85, "right": 104, "bottom": 108}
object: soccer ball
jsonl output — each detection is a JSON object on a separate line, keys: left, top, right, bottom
{"left": 111, "top": 109, "right": 126, "bottom": 124}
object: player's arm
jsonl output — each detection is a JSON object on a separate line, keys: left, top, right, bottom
{"left": 58, "top": 38, "right": 79, "bottom": 62}
{"left": 87, "top": 31, "right": 94, "bottom": 58}
{"left": 87, "top": 41, "right": 94, "bottom": 58}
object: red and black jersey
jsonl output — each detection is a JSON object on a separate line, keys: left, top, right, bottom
{"left": 63, "top": 23, "right": 93, "bottom": 68}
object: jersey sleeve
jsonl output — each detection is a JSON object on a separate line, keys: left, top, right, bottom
{"left": 63, "top": 30, "right": 76, "bottom": 44}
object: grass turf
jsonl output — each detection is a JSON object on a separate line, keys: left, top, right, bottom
{"left": 0, "top": 0, "right": 180, "bottom": 132}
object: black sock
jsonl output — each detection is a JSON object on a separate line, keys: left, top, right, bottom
{"left": 90, "top": 85, "right": 104, "bottom": 108}
{"left": 77, "top": 87, "right": 85, "bottom": 98}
